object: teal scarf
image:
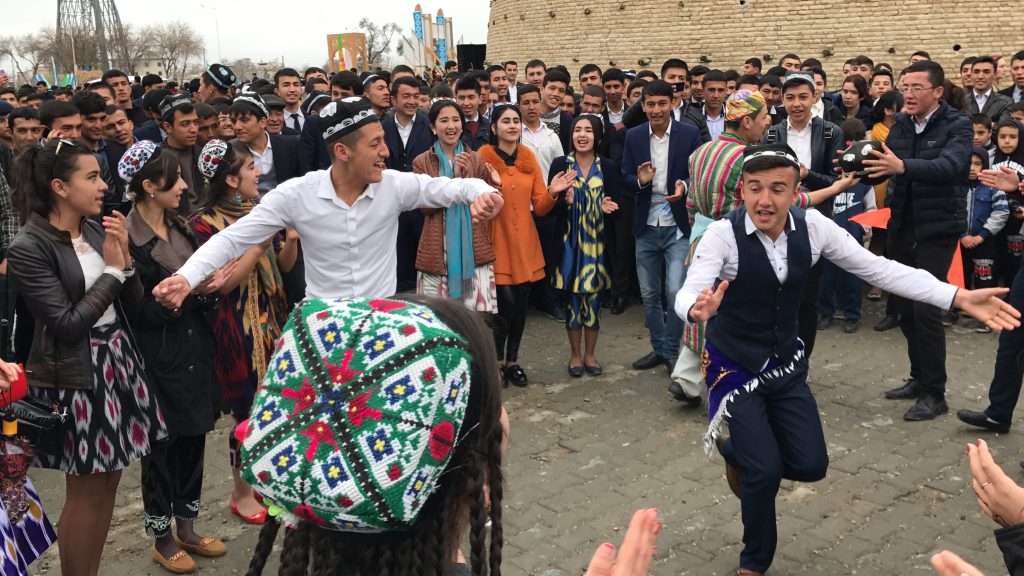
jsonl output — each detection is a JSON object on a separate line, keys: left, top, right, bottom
{"left": 434, "top": 140, "right": 475, "bottom": 297}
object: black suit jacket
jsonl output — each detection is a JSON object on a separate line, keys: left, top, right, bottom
{"left": 298, "top": 115, "right": 330, "bottom": 175}
{"left": 133, "top": 120, "right": 164, "bottom": 144}
{"left": 102, "top": 140, "right": 130, "bottom": 216}
{"left": 460, "top": 115, "right": 492, "bottom": 151}
{"left": 268, "top": 133, "right": 302, "bottom": 185}
{"left": 382, "top": 113, "right": 434, "bottom": 172}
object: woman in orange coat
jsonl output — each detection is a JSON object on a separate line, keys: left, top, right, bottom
{"left": 478, "top": 104, "right": 576, "bottom": 387}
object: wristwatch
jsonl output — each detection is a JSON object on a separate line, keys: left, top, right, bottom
{"left": 122, "top": 265, "right": 136, "bottom": 278}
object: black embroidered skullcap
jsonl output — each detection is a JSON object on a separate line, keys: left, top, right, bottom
{"left": 743, "top": 143, "right": 801, "bottom": 170}
{"left": 206, "top": 63, "right": 237, "bottom": 91}
{"left": 159, "top": 94, "right": 193, "bottom": 122}
{"left": 230, "top": 93, "right": 269, "bottom": 119}
{"left": 317, "top": 96, "right": 378, "bottom": 144}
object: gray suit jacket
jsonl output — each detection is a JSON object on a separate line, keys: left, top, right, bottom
{"left": 969, "top": 91, "right": 1013, "bottom": 122}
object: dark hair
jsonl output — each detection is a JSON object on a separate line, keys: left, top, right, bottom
{"left": 766, "top": 65, "right": 787, "bottom": 78}
{"left": 972, "top": 113, "right": 993, "bottom": 129}
{"left": 801, "top": 58, "right": 823, "bottom": 70}
{"left": 103, "top": 104, "right": 122, "bottom": 117}
{"left": 273, "top": 68, "right": 301, "bottom": 85}
{"left": 87, "top": 82, "right": 114, "bottom": 97}
{"left": 602, "top": 68, "right": 626, "bottom": 85}
{"left": 256, "top": 85, "right": 276, "bottom": 96}
{"left": 303, "top": 66, "right": 327, "bottom": 79}
{"left": 455, "top": 77, "right": 481, "bottom": 95}
{"left": 960, "top": 56, "right": 978, "bottom": 70}
{"left": 910, "top": 50, "right": 931, "bottom": 60}
{"left": 760, "top": 74, "right": 782, "bottom": 89}
{"left": 642, "top": 79, "right": 674, "bottom": 101}
{"left": 871, "top": 69, "right": 894, "bottom": 83}
{"left": 809, "top": 66, "right": 827, "bottom": 85}
{"left": 1010, "top": 102, "right": 1024, "bottom": 114}
{"left": 390, "top": 76, "right": 421, "bottom": 96}
{"left": 1013, "top": 51, "right": 1024, "bottom": 64}
{"left": 842, "top": 75, "right": 869, "bottom": 103}
{"left": 542, "top": 69, "right": 570, "bottom": 87}
{"left": 582, "top": 85, "right": 606, "bottom": 102}
{"left": 745, "top": 57, "right": 763, "bottom": 70}
{"left": 429, "top": 83, "right": 452, "bottom": 100}
{"left": 489, "top": 105, "right": 521, "bottom": 146}
{"left": 71, "top": 90, "right": 107, "bottom": 116}
{"left": 690, "top": 65, "right": 709, "bottom": 77}
{"left": 661, "top": 58, "right": 689, "bottom": 78}
{"left": 330, "top": 71, "right": 363, "bottom": 96}
{"left": 974, "top": 56, "right": 997, "bottom": 70}
{"left": 305, "top": 77, "right": 328, "bottom": 94}
{"left": 7, "top": 107, "right": 38, "bottom": 130}
{"left": 703, "top": 70, "right": 727, "bottom": 85}
{"left": 996, "top": 118, "right": 1021, "bottom": 138}
{"left": 502, "top": 60, "right": 517, "bottom": 67}
{"left": 38, "top": 100, "right": 79, "bottom": 128}
{"left": 11, "top": 138, "right": 96, "bottom": 223}
{"left": 903, "top": 60, "right": 945, "bottom": 88}
{"left": 780, "top": 54, "right": 800, "bottom": 63}
{"left": 736, "top": 74, "right": 760, "bottom": 89}
{"left": 446, "top": 60, "right": 460, "bottom": 69}
{"left": 127, "top": 147, "right": 179, "bottom": 203}
{"left": 636, "top": 70, "right": 658, "bottom": 82}
{"left": 485, "top": 65, "right": 504, "bottom": 80}
{"left": 516, "top": 84, "right": 541, "bottom": 103}
{"left": 851, "top": 55, "right": 874, "bottom": 68}
{"left": 391, "top": 64, "right": 415, "bottom": 78}
{"left": 525, "top": 59, "right": 546, "bottom": 71}
{"left": 579, "top": 63, "right": 602, "bottom": 78}
{"left": 627, "top": 78, "right": 649, "bottom": 95}
{"left": 163, "top": 102, "right": 196, "bottom": 126}
{"left": 141, "top": 74, "right": 163, "bottom": 89}
{"left": 25, "top": 93, "right": 44, "bottom": 104}
{"left": 840, "top": 117, "right": 867, "bottom": 141}
{"left": 196, "top": 140, "right": 250, "bottom": 213}
{"left": 195, "top": 102, "right": 218, "bottom": 120}
{"left": 876, "top": 63, "right": 894, "bottom": 74}
{"left": 723, "top": 69, "right": 740, "bottom": 83}
{"left": 570, "top": 114, "right": 604, "bottom": 153}
{"left": 101, "top": 69, "right": 129, "bottom": 83}
{"left": 743, "top": 152, "right": 800, "bottom": 177}
{"left": 244, "top": 295, "right": 505, "bottom": 576}
{"left": 943, "top": 81, "right": 966, "bottom": 111}
{"left": 427, "top": 98, "right": 464, "bottom": 127}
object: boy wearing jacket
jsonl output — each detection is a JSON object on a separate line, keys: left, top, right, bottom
{"left": 963, "top": 148, "right": 1009, "bottom": 329}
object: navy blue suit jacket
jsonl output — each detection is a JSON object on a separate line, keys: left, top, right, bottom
{"left": 382, "top": 113, "right": 434, "bottom": 172}
{"left": 621, "top": 120, "right": 702, "bottom": 237}
{"left": 460, "top": 114, "right": 492, "bottom": 151}
{"left": 298, "top": 115, "right": 330, "bottom": 174}
{"left": 133, "top": 120, "right": 164, "bottom": 144}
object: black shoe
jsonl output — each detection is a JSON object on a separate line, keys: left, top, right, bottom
{"left": 885, "top": 378, "right": 920, "bottom": 400}
{"left": 903, "top": 394, "right": 949, "bottom": 421}
{"left": 610, "top": 297, "right": 627, "bottom": 315}
{"left": 506, "top": 364, "right": 529, "bottom": 387}
{"left": 817, "top": 316, "right": 834, "bottom": 330}
{"left": 668, "top": 381, "right": 701, "bottom": 405}
{"left": 500, "top": 365, "right": 509, "bottom": 388}
{"left": 957, "top": 409, "right": 1011, "bottom": 433}
{"left": 568, "top": 364, "right": 585, "bottom": 378}
{"left": 632, "top": 351, "right": 666, "bottom": 370}
{"left": 843, "top": 320, "right": 860, "bottom": 333}
{"left": 584, "top": 363, "right": 603, "bottom": 376}
{"left": 542, "top": 307, "right": 565, "bottom": 322}
{"left": 874, "top": 315, "right": 900, "bottom": 332}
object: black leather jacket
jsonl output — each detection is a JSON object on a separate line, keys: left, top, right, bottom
{"left": 7, "top": 213, "right": 143, "bottom": 390}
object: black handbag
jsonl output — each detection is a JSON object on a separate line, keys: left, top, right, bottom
{"left": 1, "top": 394, "right": 67, "bottom": 458}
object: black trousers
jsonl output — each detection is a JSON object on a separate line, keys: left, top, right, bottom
{"left": 530, "top": 214, "right": 561, "bottom": 312}
{"left": 141, "top": 434, "right": 207, "bottom": 538}
{"left": 888, "top": 227, "right": 958, "bottom": 397}
{"left": 494, "top": 284, "right": 531, "bottom": 362}
{"left": 396, "top": 210, "right": 425, "bottom": 293}
{"left": 985, "top": 262, "right": 1024, "bottom": 423}
{"left": 963, "top": 240, "right": 997, "bottom": 290}
{"left": 797, "top": 262, "right": 822, "bottom": 358}
{"left": 611, "top": 200, "right": 637, "bottom": 300}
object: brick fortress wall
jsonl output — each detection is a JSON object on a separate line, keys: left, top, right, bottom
{"left": 486, "top": 0, "right": 1024, "bottom": 87}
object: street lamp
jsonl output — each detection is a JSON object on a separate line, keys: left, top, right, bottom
{"left": 198, "top": 3, "right": 222, "bottom": 62}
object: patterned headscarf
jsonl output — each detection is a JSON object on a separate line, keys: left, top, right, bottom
{"left": 240, "top": 298, "right": 474, "bottom": 532}
{"left": 725, "top": 90, "right": 767, "bottom": 121}
{"left": 117, "top": 140, "right": 160, "bottom": 185}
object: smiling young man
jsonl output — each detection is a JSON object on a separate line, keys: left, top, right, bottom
{"left": 71, "top": 90, "right": 123, "bottom": 209}
{"left": 153, "top": 97, "right": 504, "bottom": 307}
{"left": 275, "top": 68, "right": 306, "bottom": 132}
{"left": 455, "top": 76, "right": 490, "bottom": 151}
{"left": 969, "top": 56, "right": 1013, "bottom": 122}
{"left": 487, "top": 65, "right": 510, "bottom": 104}
{"left": 677, "top": 143, "right": 1018, "bottom": 576}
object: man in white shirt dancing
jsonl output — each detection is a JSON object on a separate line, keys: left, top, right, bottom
{"left": 675, "top": 144, "right": 1018, "bottom": 576}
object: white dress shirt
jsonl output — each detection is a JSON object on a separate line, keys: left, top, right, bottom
{"left": 396, "top": 113, "right": 416, "bottom": 147}
{"left": 786, "top": 119, "right": 813, "bottom": 169}
{"left": 975, "top": 88, "right": 993, "bottom": 111}
{"left": 674, "top": 210, "right": 958, "bottom": 322}
{"left": 287, "top": 109, "right": 304, "bottom": 131}
{"left": 913, "top": 105, "right": 939, "bottom": 134}
{"left": 176, "top": 169, "right": 496, "bottom": 299}
{"left": 608, "top": 102, "right": 625, "bottom": 125}
{"left": 521, "top": 122, "right": 563, "bottom": 176}
{"left": 1014, "top": 86, "right": 1023, "bottom": 103}
{"left": 704, "top": 106, "right": 725, "bottom": 141}
{"left": 646, "top": 122, "right": 676, "bottom": 227}
{"left": 247, "top": 132, "right": 274, "bottom": 182}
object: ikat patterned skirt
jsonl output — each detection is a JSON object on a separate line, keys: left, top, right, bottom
{"left": 30, "top": 322, "right": 167, "bottom": 475}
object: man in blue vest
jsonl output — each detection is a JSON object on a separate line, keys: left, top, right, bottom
{"left": 676, "top": 144, "right": 1018, "bottom": 576}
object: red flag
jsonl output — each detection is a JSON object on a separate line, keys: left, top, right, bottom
{"left": 848, "top": 208, "right": 964, "bottom": 288}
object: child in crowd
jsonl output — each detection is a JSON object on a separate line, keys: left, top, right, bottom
{"left": 818, "top": 118, "right": 876, "bottom": 333}
{"left": 1010, "top": 101, "right": 1024, "bottom": 124}
{"left": 962, "top": 147, "right": 1009, "bottom": 332}
{"left": 973, "top": 113, "right": 996, "bottom": 166}
{"left": 992, "top": 119, "right": 1024, "bottom": 287}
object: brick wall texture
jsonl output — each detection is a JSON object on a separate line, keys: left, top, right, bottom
{"left": 486, "top": 0, "right": 1024, "bottom": 88}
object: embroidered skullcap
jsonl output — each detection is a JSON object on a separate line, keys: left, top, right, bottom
{"left": 231, "top": 93, "right": 269, "bottom": 119}
{"left": 301, "top": 90, "right": 331, "bottom": 117}
{"left": 117, "top": 140, "right": 160, "bottom": 185}
{"left": 782, "top": 71, "right": 816, "bottom": 92}
{"left": 725, "top": 90, "right": 767, "bottom": 121}
{"left": 239, "top": 298, "right": 474, "bottom": 532}
{"left": 317, "top": 96, "right": 378, "bottom": 144}
{"left": 197, "top": 139, "right": 233, "bottom": 180}
{"left": 362, "top": 74, "right": 384, "bottom": 89}
{"left": 206, "top": 63, "right": 237, "bottom": 91}
{"left": 743, "top": 143, "right": 800, "bottom": 170}
{"left": 159, "top": 94, "right": 193, "bottom": 122}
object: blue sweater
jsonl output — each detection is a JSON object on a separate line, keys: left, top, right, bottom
{"left": 965, "top": 182, "right": 1009, "bottom": 239}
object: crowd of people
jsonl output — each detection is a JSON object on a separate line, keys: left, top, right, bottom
{"left": 0, "top": 46, "right": 1023, "bottom": 576}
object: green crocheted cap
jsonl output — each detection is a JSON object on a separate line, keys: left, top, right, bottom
{"left": 240, "top": 297, "right": 473, "bottom": 532}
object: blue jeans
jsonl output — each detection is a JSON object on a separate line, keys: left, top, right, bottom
{"left": 818, "top": 260, "right": 863, "bottom": 322}
{"left": 635, "top": 225, "right": 688, "bottom": 360}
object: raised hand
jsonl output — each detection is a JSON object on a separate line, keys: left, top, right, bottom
{"left": 601, "top": 197, "right": 619, "bottom": 214}
{"left": 637, "top": 162, "right": 656, "bottom": 187}
{"left": 688, "top": 280, "right": 730, "bottom": 323}
{"left": 979, "top": 166, "right": 1023, "bottom": 193}
{"left": 470, "top": 192, "right": 504, "bottom": 224}
{"left": 485, "top": 163, "right": 502, "bottom": 188}
{"left": 953, "top": 287, "right": 1021, "bottom": 332}
{"left": 153, "top": 275, "right": 192, "bottom": 310}
{"left": 549, "top": 169, "right": 578, "bottom": 197}
{"left": 454, "top": 151, "right": 473, "bottom": 178}
{"left": 585, "top": 509, "right": 660, "bottom": 576}
{"left": 101, "top": 220, "right": 126, "bottom": 270}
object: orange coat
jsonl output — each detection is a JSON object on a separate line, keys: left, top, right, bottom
{"left": 478, "top": 144, "right": 556, "bottom": 285}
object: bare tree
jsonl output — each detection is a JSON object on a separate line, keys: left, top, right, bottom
{"left": 0, "top": 33, "right": 55, "bottom": 84}
{"left": 359, "top": 17, "right": 401, "bottom": 70}
{"left": 117, "top": 24, "right": 161, "bottom": 75}
{"left": 151, "top": 21, "right": 204, "bottom": 82}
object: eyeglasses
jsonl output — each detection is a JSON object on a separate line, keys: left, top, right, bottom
{"left": 49, "top": 138, "right": 77, "bottom": 183}
{"left": 898, "top": 85, "right": 936, "bottom": 96}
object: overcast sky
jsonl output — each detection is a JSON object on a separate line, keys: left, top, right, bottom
{"left": 5, "top": 0, "right": 490, "bottom": 68}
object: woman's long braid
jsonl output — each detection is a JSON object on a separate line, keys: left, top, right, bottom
{"left": 244, "top": 520, "right": 281, "bottom": 576}
{"left": 486, "top": 424, "right": 505, "bottom": 576}
{"left": 466, "top": 451, "right": 489, "bottom": 576}
{"left": 279, "top": 523, "right": 312, "bottom": 576}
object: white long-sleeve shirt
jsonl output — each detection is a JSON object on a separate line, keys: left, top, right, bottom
{"left": 674, "top": 210, "right": 958, "bottom": 322}
{"left": 176, "top": 169, "right": 495, "bottom": 299}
